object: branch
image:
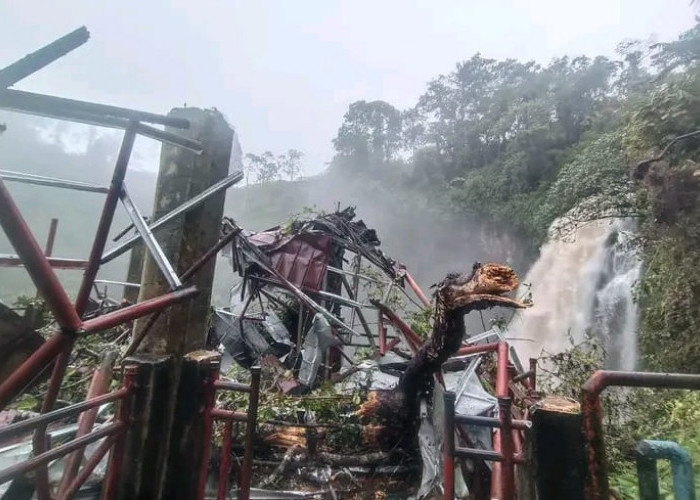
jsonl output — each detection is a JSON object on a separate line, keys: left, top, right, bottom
{"left": 633, "top": 130, "right": 700, "bottom": 180}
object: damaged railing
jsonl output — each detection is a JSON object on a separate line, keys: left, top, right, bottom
{"left": 0, "top": 26, "right": 246, "bottom": 499}
{"left": 198, "top": 365, "right": 262, "bottom": 500}
{"left": 442, "top": 341, "right": 534, "bottom": 500}
{"left": 581, "top": 370, "right": 700, "bottom": 500}
{"left": 0, "top": 366, "right": 135, "bottom": 499}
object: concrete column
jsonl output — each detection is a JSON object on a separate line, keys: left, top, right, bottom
{"left": 123, "top": 242, "right": 144, "bottom": 304}
{"left": 135, "top": 107, "right": 233, "bottom": 354}
{"left": 116, "top": 108, "right": 233, "bottom": 499}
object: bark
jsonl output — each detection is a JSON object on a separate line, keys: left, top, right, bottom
{"left": 359, "top": 263, "right": 527, "bottom": 437}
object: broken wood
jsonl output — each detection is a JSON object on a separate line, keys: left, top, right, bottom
{"left": 359, "top": 263, "right": 527, "bottom": 442}
{"left": 531, "top": 396, "right": 585, "bottom": 500}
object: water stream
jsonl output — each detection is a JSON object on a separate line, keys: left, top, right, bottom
{"left": 507, "top": 218, "right": 642, "bottom": 370}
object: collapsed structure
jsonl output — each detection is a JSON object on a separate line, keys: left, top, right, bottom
{"left": 203, "top": 208, "right": 540, "bottom": 498}
{"left": 6, "top": 25, "right": 698, "bottom": 500}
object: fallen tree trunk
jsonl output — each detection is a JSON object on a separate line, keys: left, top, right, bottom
{"left": 359, "top": 263, "right": 527, "bottom": 441}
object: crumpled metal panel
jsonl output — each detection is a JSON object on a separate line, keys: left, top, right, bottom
{"left": 337, "top": 361, "right": 400, "bottom": 393}
{"left": 298, "top": 314, "right": 341, "bottom": 386}
{"left": 266, "top": 233, "right": 332, "bottom": 292}
{"left": 443, "top": 363, "right": 497, "bottom": 464}
{"left": 240, "top": 231, "right": 332, "bottom": 293}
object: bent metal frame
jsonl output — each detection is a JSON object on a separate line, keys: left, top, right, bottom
{"left": 0, "top": 26, "right": 243, "bottom": 498}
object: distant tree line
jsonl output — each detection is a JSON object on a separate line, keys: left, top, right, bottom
{"left": 244, "top": 149, "right": 303, "bottom": 184}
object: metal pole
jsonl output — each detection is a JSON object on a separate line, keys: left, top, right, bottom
{"left": 100, "top": 171, "right": 244, "bottom": 264}
{"left": 0, "top": 170, "right": 109, "bottom": 193}
{"left": 119, "top": 185, "right": 181, "bottom": 289}
{"left": 0, "top": 423, "right": 123, "bottom": 485}
{"left": 498, "top": 397, "right": 515, "bottom": 500}
{"left": 239, "top": 366, "right": 261, "bottom": 500}
{"left": 582, "top": 370, "right": 700, "bottom": 500}
{"left": 57, "top": 434, "right": 117, "bottom": 500}
{"left": 218, "top": 420, "right": 234, "bottom": 500}
{"left": 58, "top": 351, "right": 117, "bottom": 495}
{"left": 75, "top": 122, "right": 137, "bottom": 314}
{"left": 0, "top": 177, "right": 81, "bottom": 329}
{"left": 443, "top": 391, "right": 456, "bottom": 500}
{"left": 81, "top": 286, "right": 198, "bottom": 334}
{"left": 102, "top": 365, "right": 136, "bottom": 500}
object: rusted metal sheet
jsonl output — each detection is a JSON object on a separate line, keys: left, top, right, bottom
{"left": 246, "top": 232, "right": 332, "bottom": 293}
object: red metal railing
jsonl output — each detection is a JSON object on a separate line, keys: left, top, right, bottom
{"left": 581, "top": 370, "right": 700, "bottom": 500}
{"left": 0, "top": 366, "right": 135, "bottom": 499}
{"left": 442, "top": 341, "right": 533, "bottom": 500}
{"left": 198, "top": 366, "right": 262, "bottom": 500}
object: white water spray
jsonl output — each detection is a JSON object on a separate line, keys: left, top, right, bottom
{"left": 507, "top": 219, "right": 641, "bottom": 370}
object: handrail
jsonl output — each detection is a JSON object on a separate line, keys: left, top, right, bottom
{"left": 582, "top": 370, "right": 700, "bottom": 500}
{"left": 0, "top": 422, "right": 123, "bottom": 484}
{"left": 0, "top": 388, "right": 128, "bottom": 441}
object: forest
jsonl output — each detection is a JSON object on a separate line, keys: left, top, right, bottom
{"left": 234, "top": 20, "right": 700, "bottom": 496}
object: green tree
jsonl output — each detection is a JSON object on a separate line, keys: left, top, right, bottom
{"left": 331, "top": 100, "right": 402, "bottom": 172}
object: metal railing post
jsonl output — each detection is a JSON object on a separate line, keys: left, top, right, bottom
{"left": 443, "top": 390, "right": 456, "bottom": 500}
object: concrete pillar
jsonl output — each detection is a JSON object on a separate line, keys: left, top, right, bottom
{"left": 116, "top": 108, "right": 233, "bottom": 500}
{"left": 135, "top": 107, "right": 233, "bottom": 354}
{"left": 123, "top": 242, "right": 144, "bottom": 304}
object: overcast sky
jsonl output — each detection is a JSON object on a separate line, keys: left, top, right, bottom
{"left": 0, "top": 0, "right": 696, "bottom": 174}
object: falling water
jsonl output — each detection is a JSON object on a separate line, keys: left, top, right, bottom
{"left": 507, "top": 218, "right": 642, "bottom": 370}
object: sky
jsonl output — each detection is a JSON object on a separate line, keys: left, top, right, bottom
{"left": 0, "top": 0, "right": 696, "bottom": 174}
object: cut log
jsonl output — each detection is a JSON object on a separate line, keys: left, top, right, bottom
{"left": 531, "top": 396, "right": 585, "bottom": 500}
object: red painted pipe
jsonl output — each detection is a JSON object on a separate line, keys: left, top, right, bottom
{"left": 0, "top": 178, "right": 81, "bottom": 330}
{"left": 490, "top": 342, "right": 511, "bottom": 500}
{"left": 402, "top": 268, "right": 431, "bottom": 308}
{"left": 373, "top": 303, "right": 423, "bottom": 352}
{"left": 34, "top": 346, "right": 75, "bottom": 500}
{"left": 44, "top": 218, "right": 58, "bottom": 256}
{"left": 102, "top": 365, "right": 136, "bottom": 500}
{"left": 218, "top": 420, "right": 234, "bottom": 500}
{"left": 456, "top": 342, "right": 499, "bottom": 357}
{"left": 81, "top": 286, "right": 199, "bottom": 334}
{"left": 58, "top": 352, "right": 115, "bottom": 495}
{"left": 443, "top": 391, "right": 457, "bottom": 500}
{"left": 0, "top": 422, "right": 123, "bottom": 485}
{"left": 57, "top": 434, "right": 117, "bottom": 500}
{"left": 239, "top": 367, "right": 261, "bottom": 500}
{"left": 74, "top": 124, "right": 137, "bottom": 315}
{"left": 582, "top": 370, "right": 700, "bottom": 500}
{"left": 498, "top": 397, "right": 515, "bottom": 500}
{"left": 496, "top": 342, "right": 509, "bottom": 397}
{"left": 0, "top": 255, "right": 88, "bottom": 269}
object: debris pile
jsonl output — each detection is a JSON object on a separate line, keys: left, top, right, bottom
{"left": 205, "top": 208, "right": 538, "bottom": 498}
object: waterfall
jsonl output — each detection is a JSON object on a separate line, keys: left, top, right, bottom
{"left": 507, "top": 218, "right": 642, "bottom": 370}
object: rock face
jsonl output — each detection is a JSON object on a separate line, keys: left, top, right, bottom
{"left": 0, "top": 302, "right": 45, "bottom": 384}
